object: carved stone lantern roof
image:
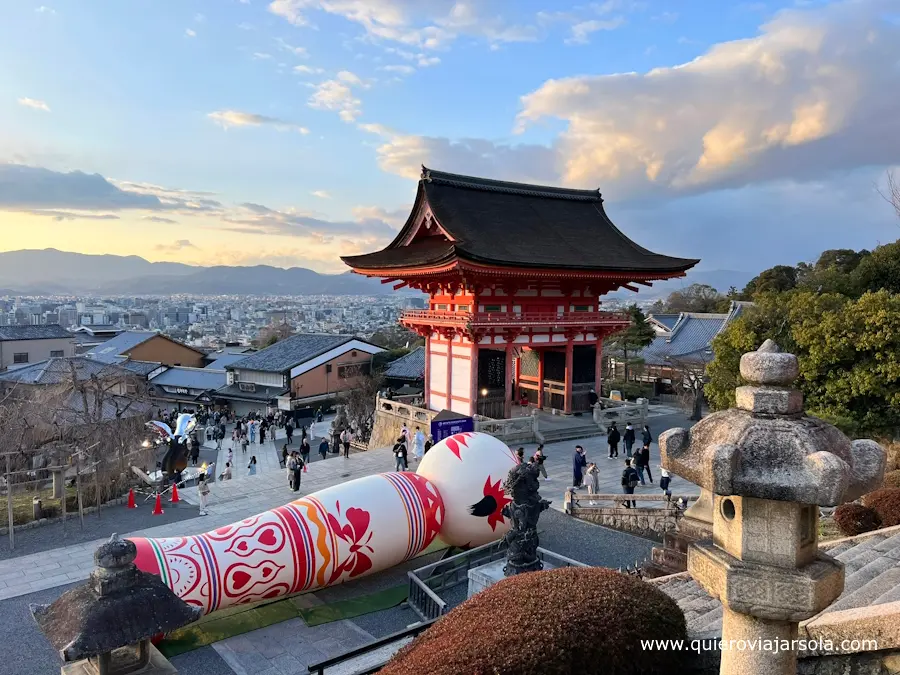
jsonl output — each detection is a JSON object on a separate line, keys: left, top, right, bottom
{"left": 31, "top": 534, "right": 201, "bottom": 664}
{"left": 660, "top": 340, "right": 885, "bottom": 506}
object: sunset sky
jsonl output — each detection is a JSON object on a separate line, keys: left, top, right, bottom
{"left": 1, "top": 0, "right": 898, "bottom": 274}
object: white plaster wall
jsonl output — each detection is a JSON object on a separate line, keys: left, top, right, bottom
{"left": 451, "top": 355, "right": 471, "bottom": 399}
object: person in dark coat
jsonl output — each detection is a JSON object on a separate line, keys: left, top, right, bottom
{"left": 318, "top": 438, "right": 329, "bottom": 461}
{"left": 572, "top": 445, "right": 587, "bottom": 488}
{"left": 291, "top": 452, "right": 304, "bottom": 492}
{"left": 393, "top": 437, "right": 408, "bottom": 471}
{"left": 285, "top": 421, "right": 294, "bottom": 445}
{"left": 635, "top": 443, "right": 653, "bottom": 485}
{"left": 607, "top": 422, "right": 620, "bottom": 459}
{"left": 623, "top": 423, "right": 636, "bottom": 458}
{"left": 621, "top": 459, "right": 639, "bottom": 508}
{"left": 642, "top": 424, "right": 652, "bottom": 447}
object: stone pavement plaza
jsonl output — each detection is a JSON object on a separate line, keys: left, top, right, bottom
{"left": 0, "top": 413, "right": 698, "bottom": 603}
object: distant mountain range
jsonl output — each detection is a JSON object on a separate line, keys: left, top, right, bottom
{"left": 0, "top": 248, "right": 753, "bottom": 299}
{"left": 0, "top": 249, "right": 396, "bottom": 296}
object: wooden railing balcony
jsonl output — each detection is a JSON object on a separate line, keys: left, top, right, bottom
{"left": 401, "top": 309, "right": 630, "bottom": 328}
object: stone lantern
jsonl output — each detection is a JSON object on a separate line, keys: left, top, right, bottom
{"left": 660, "top": 340, "right": 885, "bottom": 675}
{"left": 31, "top": 534, "right": 201, "bottom": 675}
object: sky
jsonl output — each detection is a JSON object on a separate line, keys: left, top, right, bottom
{"left": 0, "top": 0, "right": 899, "bottom": 275}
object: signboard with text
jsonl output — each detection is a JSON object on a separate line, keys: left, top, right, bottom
{"left": 430, "top": 409, "right": 474, "bottom": 443}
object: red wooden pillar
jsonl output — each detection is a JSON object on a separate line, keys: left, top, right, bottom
{"left": 445, "top": 330, "right": 453, "bottom": 410}
{"left": 537, "top": 349, "right": 545, "bottom": 409}
{"left": 470, "top": 343, "right": 480, "bottom": 418}
{"left": 594, "top": 336, "right": 603, "bottom": 398}
{"left": 424, "top": 331, "right": 431, "bottom": 409}
{"left": 504, "top": 342, "right": 514, "bottom": 419}
{"left": 564, "top": 338, "right": 574, "bottom": 414}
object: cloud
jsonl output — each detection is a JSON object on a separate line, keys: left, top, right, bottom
{"left": 185, "top": 28, "right": 197, "bottom": 37}
{"left": 268, "top": 0, "right": 542, "bottom": 50}
{"left": 380, "top": 64, "right": 416, "bottom": 74}
{"left": 512, "top": 0, "right": 900, "bottom": 198}
{"left": 294, "top": 65, "right": 324, "bottom": 74}
{"left": 384, "top": 47, "right": 440, "bottom": 67}
{"left": 155, "top": 239, "right": 198, "bottom": 253}
{"left": 21, "top": 210, "right": 120, "bottom": 222}
{"left": 35, "top": 6, "right": 55, "bottom": 13}
{"left": 652, "top": 11, "right": 679, "bottom": 22}
{"left": 565, "top": 18, "right": 626, "bottom": 45}
{"left": 275, "top": 37, "right": 308, "bottom": 56}
{"left": 237, "top": 22, "right": 255, "bottom": 30}
{"left": 0, "top": 164, "right": 167, "bottom": 211}
{"left": 308, "top": 75, "right": 363, "bottom": 122}
{"left": 207, "top": 110, "right": 310, "bottom": 133}
{"left": 311, "top": 190, "right": 332, "bottom": 199}
{"left": 351, "top": 204, "right": 410, "bottom": 228}
{"left": 18, "top": 98, "right": 51, "bottom": 112}
{"left": 253, "top": 52, "right": 273, "bottom": 59}
{"left": 143, "top": 215, "right": 179, "bottom": 224}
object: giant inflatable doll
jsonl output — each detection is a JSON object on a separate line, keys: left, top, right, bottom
{"left": 130, "top": 432, "right": 517, "bottom": 614}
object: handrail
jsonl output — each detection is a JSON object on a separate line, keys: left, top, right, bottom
{"left": 306, "top": 618, "right": 438, "bottom": 675}
{"left": 401, "top": 310, "right": 630, "bottom": 325}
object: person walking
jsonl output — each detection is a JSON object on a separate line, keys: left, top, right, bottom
{"left": 636, "top": 443, "right": 653, "bottom": 485}
{"left": 532, "top": 444, "right": 548, "bottom": 479}
{"left": 259, "top": 423, "right": 267, "bottom": 445}
{"left": 190, "top": 441, "right": 200, "bottom": 467}
{"left": 231, "top": 427, "right": 240, "bottom": 450}
{"left": 623, "top": 423, "right": 636, "bottom": 458}
{"left": 607, "top": 422, "right": 620, "bottom": 459}
{"left": 292, "top": 452, "right": 304, "bottom": 492}
{"left": 585, "top": 462, "right": 600, "bottom": 503}
{"left": 393, "top": 436, "right": 408, "bottom": 472}
{"left": 227, "top": 447, "right": 233, "bottom": 466}
{"left": 318, "top": 438, "right": 329, "bottom": 462}
{"left": 300, "top": 437, "right": 311, "bottom": 470}
{"left": 412, "top": 426, "right": 425, "bottom": 462}
{"left": 424, "top": 434, "right": 433, "bottom": 455}
{"left": 659, "top": 465, "right": 671, "bottom": 496}
{"left": 197, "top": 473, "right": 210, "bottom": 516}
{"left": 240, "top": 433, "right": 249, "bottom": 455}
{"left": 215, "top": 427, "right": 223, "bottom": 451}
{"left": 249, "top": 420, "right": 257, "bottom": 444}
{"left": 286, "top": 452, "right": 296, "bottom": 489}
{"left": 572, "top": 445, "right": 587, "bottom": 488}
{"left": 247, "top": 455, "right": 257, "bottom": 476}
{"left": 341, "top": 428, "right": 351, "bottom": 458}
{"left": 285, "top": 421, "right": 294, "bottom": 445}
{"left": 280, "top": 444, "right": 288, "bottom": 469}
{"left": 642, "top": 424, "right": 652, "bottom": 448}
{"left": 621, "top": 459, "right": 639, "bottom": 508}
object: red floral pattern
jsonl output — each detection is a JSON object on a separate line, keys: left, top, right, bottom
{"left": 327, "top": 501, "right": 375, "bottom": 582}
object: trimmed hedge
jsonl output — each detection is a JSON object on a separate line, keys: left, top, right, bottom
{"left": 381, "top": 567, "right": 686, "bottom": 675}
{"left": 832, "top": 503, "right": 882, "bottom": 537}
{"left": 862, "top": 488, "right": 900, "bottom": 528}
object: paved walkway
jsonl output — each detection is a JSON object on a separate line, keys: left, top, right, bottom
{"left": 0, "top": 412, "right": 698, "bottom": 603}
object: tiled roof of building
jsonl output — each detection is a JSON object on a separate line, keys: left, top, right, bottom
{"left": 150, "top": 367, "right": 226, "bottom": 391}
{"left": 649, "top": 524, "right": 900, "bottom": 651}
{"left": 229, "top": 334, "right": 355, "bottom": 373}
{"left": 119, "top": 360, "right": 163, "bottom": 377}
{"left": 343, "top": 168, "right": 699, "bottom": 274}
{"left": 383, "top": 347, "right": 425, "bottom": 380}
{"left": 205, "top": 353, "right": 251, "bottom": 370}
{"left": 0, "top": 325, "right": 72, "bottom": 341}
{"left": 638, "top": 302, "right": 749, "bottom": 367}
{"left": 54, "top": 390, "right": 151, "bottom": 425}
{"left": 0, "top": 356, "right": 133, "bottom": 385}
{"left": 87, "top": 331, "right": 157, "bottom": 363}
{"left": 648, "top": 314, "right": 680, "bottom": 332}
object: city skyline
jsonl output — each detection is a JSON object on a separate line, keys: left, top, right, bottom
{"left": 1, "top": 0, "right": 899, "bottom": 274}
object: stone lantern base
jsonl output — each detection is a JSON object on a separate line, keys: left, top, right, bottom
{"left": 61, "top": 643, "right": 177, "bottom": 675}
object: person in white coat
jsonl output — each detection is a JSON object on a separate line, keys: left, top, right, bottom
{"left": 412, "top": 426, "right": 425, "bottom": 462}
{"left": 197, "top": 473, "right": 210, "bottom": 516}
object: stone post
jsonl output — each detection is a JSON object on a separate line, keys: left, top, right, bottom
{"left": 660, "top": 340, "right": 886, "bottom": 675}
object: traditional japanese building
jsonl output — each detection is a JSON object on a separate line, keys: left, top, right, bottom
{"left": 343, "top": 168, "right": 699, "bottom": 418}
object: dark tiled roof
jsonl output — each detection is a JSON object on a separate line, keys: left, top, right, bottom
{"left": 150, "top": 367, "right": 226, "bottom": 391}
{"left": 343, "top": 168, "right": 699, "bottom": 274}
{"left": 214, "top": 383, "right": 287, "bottom": 402}
{"left": 205, "top": 353, "right": 251, "bottom": 370}
{"left": 87, "top": 331, "right": 157, "bottom": 363}
{"left": 229, "top": 334, "right": 354, "bottom": 373}
{"left": 649, "top": 314, "right": 680, "bottom": 331}
{"left": 384, "top": 347, "right": 425, "bottom": 380}
{"left": 638, "top": 302, "right": 747, "bottom": 367}
{"left": 0, "top": 357, "right": 133, "bottom": 385}
{"left": 651, "top": 525, "right": 900, "bottom": 640}
{"left": 0, "top": 325, "right": 72, "bottom": 341}
{"left": 119, "top": 360, "right": 163, "bottom": 376}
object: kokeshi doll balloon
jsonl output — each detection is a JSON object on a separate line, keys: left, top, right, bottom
{"left": 415, "top": 432, "right": 519, "bottom": 548}
{"left": 130, "top": 472, "right": 443, "bottom": 614}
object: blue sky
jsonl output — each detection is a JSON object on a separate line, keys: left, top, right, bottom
{"left": 0, "top": 0, "right": 898, "bottom": 275}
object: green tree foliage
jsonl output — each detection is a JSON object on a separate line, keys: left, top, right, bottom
{"left": 853, "top": 241, "right": 900, "bottom": 296}
{"left": 662, "top": 283, "right": 730, "bottom": 313}
{"left": 605, "top": 305, "right": 656, "bottom": 382}
{"left": 707, "top": 290, "right": 900, "bottom": 436}
{"left": 369, "top": 325, "right": 424, "bottom": 350}
{"left": 741, "top": 265, "right": 798, "bottom": 298}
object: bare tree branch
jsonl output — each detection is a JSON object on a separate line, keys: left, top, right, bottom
{"left": 876, "top": 170, "right": 900, "bottom": 225}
